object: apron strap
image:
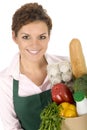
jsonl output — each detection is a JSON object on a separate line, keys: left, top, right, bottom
{"left": 13, "top": 79, "right": 19, "bottom": 97}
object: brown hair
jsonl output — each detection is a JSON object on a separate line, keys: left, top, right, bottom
{"left": 12, "top": 3, "right": 52, "bottom": 36}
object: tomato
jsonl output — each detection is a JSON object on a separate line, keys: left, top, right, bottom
{"left": 51, "top": 83, "right": 74, "bottom": 104}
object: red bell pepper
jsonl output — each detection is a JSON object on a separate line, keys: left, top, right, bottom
{"left": 51, "top": 83, "right": 74, "bottom": 104}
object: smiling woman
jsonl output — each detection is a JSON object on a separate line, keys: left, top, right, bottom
{"left": 0, "top": 2, "right": 75, "bottom": 130}
{"left": 1, "top": 1, "right": 87, "bottom": 130}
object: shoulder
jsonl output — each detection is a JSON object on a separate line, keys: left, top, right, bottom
{"left": 0, "top": 68, "right": 13, "bottom": 89}
{"left": 0, "top": 68, "right": 10, "bottom": 83}
{"left": 0, "top": 69, "right": 13, "bottom": 100}
{"left": 0, "top": 52, "right": 20, "bottom": 80}
{"left": 45, "top": 53, "right": 69, "bottom": 64}
{"left": 0, "top": 53, "right": 19, "bottom": 94}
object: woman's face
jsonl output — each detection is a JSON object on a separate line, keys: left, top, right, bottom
{"left": 12, "top": 21, "right": 50, "bottom": 62}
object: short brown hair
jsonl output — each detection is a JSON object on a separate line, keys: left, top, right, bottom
{"left": 12, "top": 3, "right": 52, "bottom": 36}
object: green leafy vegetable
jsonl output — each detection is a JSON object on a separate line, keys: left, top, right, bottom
{"left": 39, "top": 102, "right": 63, "bottom": 130}
{"left": 73, "top": 74, "right": 87, "bottom": 97}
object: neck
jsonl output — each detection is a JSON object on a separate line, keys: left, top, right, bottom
{"left": 20, "top": 56, "right": 47, "bottom": 74}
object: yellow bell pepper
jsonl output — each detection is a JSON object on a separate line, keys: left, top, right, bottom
{"left": 58, "top": 102, "right": 78, "bottom": 118}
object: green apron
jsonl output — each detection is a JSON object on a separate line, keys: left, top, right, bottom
{"left": 13, "top": 79, "right": 52, "bottom": 130}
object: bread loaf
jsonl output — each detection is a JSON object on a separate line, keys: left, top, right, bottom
{"left": 69, "top": 38, "right": 87, "bottom": 78}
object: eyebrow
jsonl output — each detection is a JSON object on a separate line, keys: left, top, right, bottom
{"left": 21, "top": 33, "right": 47, "bottom": 35}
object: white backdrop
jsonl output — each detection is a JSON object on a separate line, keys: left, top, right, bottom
{"left": 0, "top": 0, "right": 87, "bottom": 129}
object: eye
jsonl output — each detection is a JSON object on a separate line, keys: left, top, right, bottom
{"left": 39, "top": 35, "right": 46, "bottom": 40}
{"left": 22, "top": 35, "right": 30, "bottom": 40}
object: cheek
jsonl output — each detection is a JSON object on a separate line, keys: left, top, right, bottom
{"left": 42, "top": 39, "right": 49, "bottom": 47}
{"left": 17, "top": 43, "right": 25, "bottom": 51}
{"left": 42, "top": 42, "right": 48, "bottom": 49}
{"left": 17, "top": 40, "right": 27, "bottom": 48}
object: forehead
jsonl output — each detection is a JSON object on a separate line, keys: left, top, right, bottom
{"left": 18, "top": 21, "right": 48, "bottom": 34}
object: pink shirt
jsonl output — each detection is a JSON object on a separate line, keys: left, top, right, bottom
{"left": 0, "top": 52, "right": 68, "bottom": 130}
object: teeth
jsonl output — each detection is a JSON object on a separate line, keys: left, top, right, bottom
{"left": 29, "top": 50, "right": 39, "bottom": 54}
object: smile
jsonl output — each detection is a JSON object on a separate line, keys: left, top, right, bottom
{"left": 26, "top": 49, "right": 40, "bottom": 55}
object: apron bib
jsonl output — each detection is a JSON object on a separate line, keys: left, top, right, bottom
{"left": 13, "top": 79, "right": 52, "bottom": 130}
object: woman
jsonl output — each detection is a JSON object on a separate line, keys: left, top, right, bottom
{"left": 0, "top": 3, "right": 68, "bottom": 130}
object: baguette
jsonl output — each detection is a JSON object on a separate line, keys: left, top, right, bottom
{"left": 69, "top": 38, "right": 87, "bottom": 78}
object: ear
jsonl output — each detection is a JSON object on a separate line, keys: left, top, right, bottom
{"left": 12, "top": 31, "right": 17, "bottom": 44}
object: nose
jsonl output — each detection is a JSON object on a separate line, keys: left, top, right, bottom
{"left": 30, "top": 39, "right": 40, "bottom": 47}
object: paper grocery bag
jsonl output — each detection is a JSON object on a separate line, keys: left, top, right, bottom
{"left": 61, "top": 114, "right": 87, "bottom": 130}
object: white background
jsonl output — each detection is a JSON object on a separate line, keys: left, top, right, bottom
{"left": 0, "top": 0, "right": 87, "bottom": 129}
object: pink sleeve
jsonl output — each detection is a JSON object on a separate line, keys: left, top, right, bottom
{"left": 0, "top": 79, "right": 23, "bottom": 130}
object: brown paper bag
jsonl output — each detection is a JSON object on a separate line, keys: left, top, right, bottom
{"left": 61, "top": 114, "right": 87, "bottom": 130}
